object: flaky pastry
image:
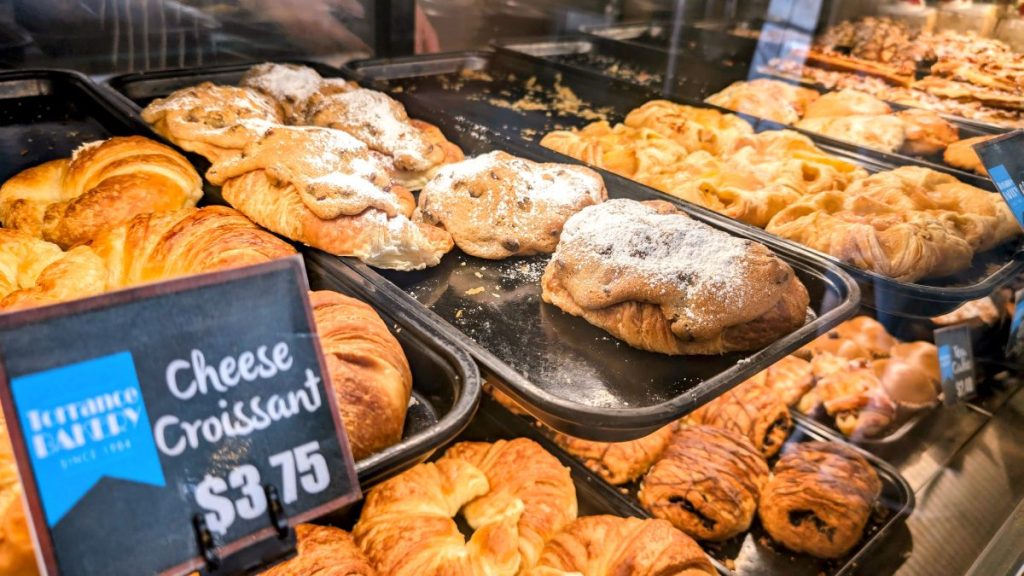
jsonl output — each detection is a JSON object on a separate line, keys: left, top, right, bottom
{"left": 705, "top": 79, "right": 821, "bottom": 125}
{"left": 623, "top": 99, "right": 754, "bottom": 155}
{"left": 686, "top": 377, "right": 793, "bottom": 457}
{"left": 260, "top": 524, "right": 376, "bottom": 575}
{"left": 553, "top": 424, "right": 674, "bottom": 485}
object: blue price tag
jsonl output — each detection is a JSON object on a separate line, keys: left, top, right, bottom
{"left": 975, "top": 130, "right": 1024, "bottom": 229}
{"left": 1008, "top": 289, "right": 1024, "bottom": 362}
{"left": 987, "top": 164, "right": 1024, "bottom": 227}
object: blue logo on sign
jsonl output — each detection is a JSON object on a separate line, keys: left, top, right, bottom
{"left": 988, "top": 164, "right": 1024, "bottom": 227}
{"left": 937, "top": 344, "right": 954, "bottom": 382}
{"left": 12, "top": 351, "right": 166, "bottom": 526}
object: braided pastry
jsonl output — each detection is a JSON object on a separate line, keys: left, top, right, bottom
{"left": 638, "top": 425, "right": 769, "bottom": 541}
{"left": 141, "top": 82, "right": 284, "bottom": 161}
{"left": 525, "top": 515, "right": 716, "bottom": 576}
{"left": 553, "top": 424, "right": 674, "bottom": 485}
{"left": 686, "top": 377, "right": 793, "bottom": 458}
{"left": 310, "top": 291, "right": 412, "bottom": 461}
{"left": 0, "top": 137, "right": 202, "bottom": 248}
{"left": 260, "top": 524, "right": 376, "bottom": 575}
{"left": 439, "top": 439, "right": 578, "bottom": 569}
{"left": 354, "top": 459, "right": 524, "bottom": 575}
{"left": 759, "top": 442, "right": 881, "bottom": 558}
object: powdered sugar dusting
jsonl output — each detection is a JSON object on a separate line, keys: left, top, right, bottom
{"left": 241, "top": 63, "right": 324, "bottom": 107}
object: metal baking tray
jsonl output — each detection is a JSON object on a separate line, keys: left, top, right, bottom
{"left": 580, "top": 21, "right": 780, "bottom": 65}
{"left": 345, "top": 50, "right": 1024, "bottom": 319}
{"left": 0, "top": 67, "right": 480, "bottom": 491}
{"left": 498, "top": 395, "right": 914, "bottom": 576}
{"left": 101, "top": 60, "right": 860, "bottom": 441}
{"left": 494, "top": 36, "right": 999, "bottom": 189}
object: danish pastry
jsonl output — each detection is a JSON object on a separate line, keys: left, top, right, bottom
{"left": 623, "top": 99, "right": 754, "bottom": 156}
{"left": 896, "top": 109, "right": 960, "bottom": 157}
{"left": 638, "top": 425, "right": 769, "bottom": 541}
{"left": 802, "top": 89, "right": 893, "bottom": 119}
{"left": 415, "top": 151, "right": 607, "bottom": 259}
{"left": 525, "top": 515, "right": 716, "bottom": 576}
{"left": 540, "top": 121, "right": 691, "bottom": 181}
{"left": 440, "top": 439, "right": 578, "bottom": 569}
{"left": 759, "top": 442, "right": 881, "bottom": 558}
{"left": 795, "top": 114, "right": 906, "bottom": 154}
{"left": 553, "top": 424, "right": 674, "bottom": 485}
{"left": 541, "top": 199, "right": 809, "bottom": 355}
{"left": 705, "top": 79, "right": 821, "bottom": 125}
{"left": 0, "top": 137, "right": 202, "bottom": 248}
{"left": 686, "top": 377, "right": 793, "bottom": 458}
{"left": 260, "top": 524, "right": 376, "bottom": 575}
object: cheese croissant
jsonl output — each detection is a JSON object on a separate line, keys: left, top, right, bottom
{"left": 0, "top": 137, "right": 202, "bottom": 248}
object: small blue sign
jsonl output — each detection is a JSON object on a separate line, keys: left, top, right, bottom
{"left": 11, "top": 351, "right": 165, "bottom": 526}
{"left": 987, "top": 164, "right": 1024, "bottom": 228}
{"left": 1008, "top": 289, "right": 1024, "bottom": 361}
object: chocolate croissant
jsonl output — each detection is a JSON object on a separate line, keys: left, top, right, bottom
{"left": 686, "top": 377, "right": 793, "bottom": 457}
{"left": 260, "top": 524, "right": 376, "bottom": 575}
{"left": 526, "top": 515, "right": 716, "bottom": 576}
{"left": 553, "top": 424, "right": 674, "bottom": 485}
{"left": 541, "top": 199, "right": 810, "bottom": 355}
{"left": 638, "top": 425, "right": 769, "bottom": 541}
{"left": 759, "top": 441, "right": 882, "bottom": 558}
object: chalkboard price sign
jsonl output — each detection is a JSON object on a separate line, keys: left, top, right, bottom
{"left": 974, "top": 129, "right": 1024, "bottom": 228}
{"left": 935, "top": 324, "right": 977, "bottom": 406}
{"left": 0, "top": 257, "right": 359, "bottom": 576}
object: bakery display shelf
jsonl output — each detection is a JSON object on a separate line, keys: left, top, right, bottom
{"left": 101, "top": 59, "right": 859, "bottom": 442}
{"left": 502, "top": 394, "right": 914, "bottom": 576}
{"left": 345, "top": 50, "right": 1024, "bottom": 318}
{"left": 305, "top": 255, "right": 481, "bottom": 488}
{"left": 579, "top": 21, "right": 778, "bottom": 65}
{"left": 493, "top": 36, "right": 1000, "bottom": 190}
{"left": 0, "top": 66, "right": 482, "bottom": 492}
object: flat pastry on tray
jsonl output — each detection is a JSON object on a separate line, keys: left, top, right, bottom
{"left": 766, "top": 166, "right": 1023, "bottom": 282}
{"left": 705, "top": 78, "right": 821, "bottom": 125}
{"left": 541, "top": 199, "right": 810, "bottom": 355}
{"left": 415, "top": 151, "right": 607, "bottom": 259}
{"left": 759, "top": 441, "right": 882, "bottom": 558}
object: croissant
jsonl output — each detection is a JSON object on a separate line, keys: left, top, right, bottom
{"left": 767, "top": 166, "right": 1022, "bottom": 281}
{"left": 310, "top": 291, "right": 412, "bottom": 461}
{"left": 638, "top": 425, "right": 769, "bottom": 541}
{"left": 207, "top": 124, "right": 453, "bottom": 270}
{"left": 259, "top": 524, "right": 376, "bottom": 576}
{"left": 553, "top": 424, "right": 674, "bottom": 485}
{"left": 0, "top": 229, "right": 107, "bottom": 312}
{"left": 525, "top": 515, "right": 716, "bottom": 576}
{"left": 415, "top": 151, "right": 607, "bottom": 259}
{"left": 353, "top": 459, "right": 523, "bottom": 575}
{"left": 141, "top": 82, "right": 284, "bottom": 162}
{"left": 686, "top": 377, "right": 793, "bottom": 458}
{"left": 759, "top": 442, "right": 881, "bottom": 558}
{"left": 0, "top": 137, "right": 202, "bottom": 248}
{"left": 542, "top": 200, "right": 809, "bottom": 355}
{"left": 623, "top": 100, "right": 754, "bottom": 155}
{"left": 0, "top": 414, "right": 35, "bottom": 576}
{"left": 439, "top": 439, "right": 578, "bottom": 569}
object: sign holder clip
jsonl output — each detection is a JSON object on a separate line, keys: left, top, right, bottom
{"left": 194, "top": 483, "right": 297, "bottom": 576}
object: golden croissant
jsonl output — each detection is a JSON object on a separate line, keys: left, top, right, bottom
{"left": 260, "top": 524, "right": 376, "bottom": 575}
{"left": 0, "top": 136, "right": 202, "bottom": 248}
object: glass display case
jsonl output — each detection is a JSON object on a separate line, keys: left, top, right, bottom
{"left": 0, "top": 1, "right": 1021, "bottom": 575}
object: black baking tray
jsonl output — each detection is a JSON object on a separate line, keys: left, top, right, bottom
{"left": 345, "top": 50, "right": 1024, "bottom": 319}
{"left": 494, "top": 36, "right": 999, "bottom": 190}
{"left": 102, "top": 60, "right": 859, "bottom": 441}
{"left": 0, "top": 67, "right": 480, "bottom": 490}
{"left": 501, "top": 394, "right": 914, "bottom": 576}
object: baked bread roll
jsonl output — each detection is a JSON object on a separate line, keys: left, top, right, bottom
{"left": 541, "top": 199, "right": 810, "bottom": 355}
{"left": 207, "top": 124, "right": 454, "bottom": 270}
{"left": 759, "top": 442, "right": 881, "bottom": 558}
{"left": 0, "top": 229, "right": 107, "bottom": 312}
{"left": 552, "top": 424, "right": 674, "bottom": 485}
{"left": 623, "top": 99, "right": 754, "bottom": 156}
{"left": 705, "top": 79, "right": 821, "bottom": 125}
{"left": 0, "top": 137, "right": 202, "bottom": 248}
{"left": 766, "top": 166, "right": 1023, "bottom": 281}
{"left": 415, "top": 151, "right": 607, "bottom": 259}
{"left": 311, "top": 291, "right": 412, "bottom": 461}
{"left": 354, "top": 459, "right": 524, "bottom": 575}
{"left": 440, "top": 439, "right": 577, "bottom": 569}
{"left": 259, "top": 524, "right": 376, "bottom": 575}
{"left": 525, "top": 515, "right": 716, "bottom": 576}
{"left": 0, "top": 413, "right": 36, "bottom": 576}
{"left": 686, "top": 377, "right": 793, "bottom": 458}
{"left": 944, "top": 134, "right": 999, "bottom": 174}
{"left": 638, "top": 425, "right": 769, "bottom": 541}
{"left": 141, "top": 82, "right": 284, "bottom": 162}
{"left": 763, "top": 355, "right": 814, "bottom": 407}
{"left": 896, "top": 109, "right": 960, "bottom": 157}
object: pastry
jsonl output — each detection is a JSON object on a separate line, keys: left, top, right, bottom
{"left": 914, "top": 76, "right": 1024, "bottom": 112}
{"left": 686, "top": 377, "right": 793, "bottom": 458}
{"left": 260, "top": 524, "right": 376, "bottom": 575}
{"left": 623, "top": 99, "right": 754, "bottom": 155}
{"left": 763, "top": 356, "right": 814, "bottom": 407}
{"left": 766, "top": 166, "right": 1023, "bottom": 282}
{"left": 525, "top": 515, "right": 716, "bottom": 576}
{"left": 354, "top": 459, "right": 524, "bottom": 575}
{"left": 541, "top": 199, "right": 810, "bottom": 355}
{"left": 540, "top": 121, "right": 691, "bottom": 180}
{"left": 944, "top": 134, "right": 999, "bottom": 174}
{"left": 876, "top": 341, "right": 940, "bottom": 408}
{"left": 0, "top": 414, "right": 35, "bottom": 576}
{"left": 0, "top": 137, "right": 202, "bottom": 248}
{"left": 705, "top": 79, "right": 820, "bottom": 125}
{"left": 311, "top": 291, "right": 412, "bottom": 461}
{"left": 932, "top": 296, "right": 1001, "bottom": 326}
{"left": 141, "top": 82, "right": 284, "bottom": 162}
{"left": 795, "top": 114, "right": 907, "bottom": 154}
{"left": 207, "top": 123, "right": 454, "bottom": 270}
{"left": 797, "top": 315, "right": 897, "bottom": 360}
{"left": 415, "top": 151, "right": 607, "bottom": 259}
{"left": 0, "top": 229, "right": 107, "bottom": 312}
{"left": 814, "top": 17, "right": 921, "bottom": 75}
{"left": 759, "top": 442, "right": 881, "bottom": 558}
{"left": 638, "top": 425, "right": 769, "bottom": 541}
{"left": 798, "top": 361, "right": 896, "bottom": 438}
{"left": 241, "top": 62, "right": 357, "bottom": 123}
{"left": 802, "top": 89, "right": 893, "bottom": 119}
{"left": 553, "top": 424, "right": 674, "bottom": 485}
{"left": 798, "top": 48, "right": 915, "bottom": 87}
{"left": 440, "top": 439, "right": 577, "bottom": 569}
{"left": 895, "top": 109, "right": 960, "bottom": 156}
